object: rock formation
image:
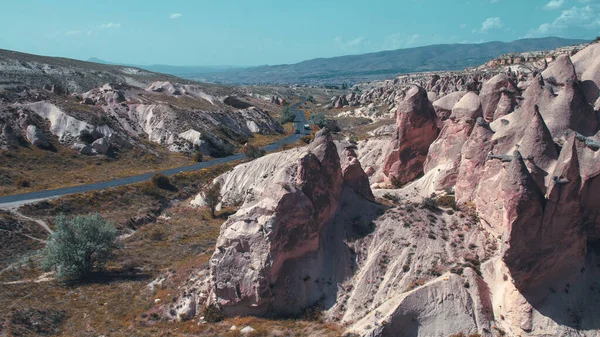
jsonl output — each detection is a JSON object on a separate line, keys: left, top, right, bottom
{"left": 174, "top": 42, "right": 600, "bottom": 337}
{"left": 201, "top": 129, "right": 366, "bottom": 316}
{"left": 383, "top": 86, "right": 438, "bottom": 186}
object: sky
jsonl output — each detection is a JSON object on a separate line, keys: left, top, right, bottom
{"left": 0, "top": 0, "right": 598, "bottom": 66}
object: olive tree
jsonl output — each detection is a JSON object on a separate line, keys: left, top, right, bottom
{"left": 42, "top": 214, "right": 120, "bottom": 282}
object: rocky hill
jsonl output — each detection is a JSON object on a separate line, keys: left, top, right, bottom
{"left": 164, "top": 40, "right": 600, "bottom": 336}
{"left": 0, "top": 49, "right": 288, "bottom": 156}
{"left": 0, "top": 49, "right": 292, "bottom": 196}
{"left": 185, "top": 37, "right": 587, "bottom": 85}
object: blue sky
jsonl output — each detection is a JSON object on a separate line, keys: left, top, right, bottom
{"left": 0, "top": 0, "right": 598, "bottom": 66}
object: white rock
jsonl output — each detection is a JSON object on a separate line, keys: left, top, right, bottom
{"left": 26, "top": 125, "right": 49, "bottom": 147}
{"left": 91, "top": 137, "right": 110, "bottom": 154}
{"left": 240, "top": 326, "right": 255, "bottom": 335}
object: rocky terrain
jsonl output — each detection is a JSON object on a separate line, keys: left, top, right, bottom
{"left": 162, "top": 40, "right": 600, "bottom": 337}
{"left": 0, "top": 49, "right": 286, "bottom": 157}
{"left": 0, "top": 49, "right": 298, "bottom": 196}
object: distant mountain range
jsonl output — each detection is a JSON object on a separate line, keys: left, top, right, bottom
{"left": 86, "top": 57, "right": 242, "bottom": 76}
{"left": 89, "top": 37, "right": 589, "bottom": 85}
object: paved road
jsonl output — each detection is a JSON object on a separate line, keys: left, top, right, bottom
{"left": 0, "top": 99, "right": 310, "bottom": 208}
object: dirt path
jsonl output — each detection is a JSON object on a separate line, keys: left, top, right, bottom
{"left": 11, "top": 209, "right": 53, "bottom": 235}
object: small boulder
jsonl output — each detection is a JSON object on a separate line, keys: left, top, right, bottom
{"left": 26, "top": 125, "right": 49, "bottom": 148}
{"left": 240, "top": 326, "right": 255, "bottom": 335}
{"left": 92, "top": 138, "right": 110, "bottom": 154}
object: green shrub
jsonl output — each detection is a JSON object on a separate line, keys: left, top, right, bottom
{"left": 309, "top": 112, "right": 327, "bottom": 128}
{"left": 202, "top": 305, "right": 224, "bottom": 323}
{"left": 241, "top": 144, "right": 266, "bottom": 159}
{"left": 42, "top": 214, "right": 119, "bottom": 281}
{"left": 279, "top": 106, "right": 295, "bottom": 124}
{"left": 203, "top": 181, "right": 222, "bottom": 218}
{"left": 421, "top": 197, "right": 439, "bottom": 211}
{"left": 192, "top": 152, "right": 203, "bottom": 163}
{"left": 16, "top": 178, "right": 31, "bottom": 188}
{"left": 151, "top": 173, "right": 172, "bottom": 190}
{"left": 300, "top": 135, "right": 314, "bottom": 144}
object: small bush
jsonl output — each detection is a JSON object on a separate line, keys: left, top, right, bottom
{"left": 382, "top": 193, "right": 400, "bottom": 203}
{"left": 436, "top": 195, "right": 457, "bottom": 210}
{"left": 203, "top": 305, "right": 224, "bottom": 323}
{"left": 421, "top": 197, "right": 439, "bottom": 211}
{"left": 390, "top": 175, "right": 404, "bottom": 188}
{"left": 301, "top": 297, "right": 325, "bottom": 322}
{"left": 309, "top": 112, "right": 327, "bottom": 128}
{"left": 279, "top": 106, "right": 295, "bottom": 124}
{"left": 203, "top": 181, "right": 222, "bottom": 218}
{"left": 42, "top": 214, "right": 120, "bottom": 281}
{"left": 15, "top": 178, "right": 31, "bottom": 188}
{"left": 148, "top": 227, "right": 166, "bottom": 241}
{"left": 242, "top": 144, "right": 266, "bottom": 159}
{"left": 151, "top": 173, "right": 172, "bottom": 190}
{"left": 300, "top": 135, "right": 314, "bottom": 144}
{"left": 192, "top": 152, "right": 203, "bottom": 163}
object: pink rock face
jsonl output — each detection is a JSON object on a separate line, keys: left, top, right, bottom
{"left": 342, "top": 146, "right": 375, "bottom": 201}
{"left": 206, "top": 128, "right": 374, "bottom": 317}
{"left": 432, "top": 91, "right": 466, "bottom": 124}
{"left": 455, "top": 118, "right": 495, "bottom": 204}
{"left": 383, "top": 85, "right": 438, "bottom": 186}
{"left": 480, "top": 74, "right": 516, "bottom": 122}
{"left": 423, "top": 92, "right": 483, "bottom": 191}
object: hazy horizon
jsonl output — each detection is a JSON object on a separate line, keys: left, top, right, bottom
{"left": 1, "top": 0, "right": 598, "bottom": 67}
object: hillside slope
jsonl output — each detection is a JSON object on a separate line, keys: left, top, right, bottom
{"left": 187, "top": 37, "right": 588, "bottom": 85}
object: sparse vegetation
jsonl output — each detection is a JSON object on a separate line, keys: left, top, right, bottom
{"left": 203, "top": 181, "right": 222, "bottom": 218}
{"left": 42, "top": 214, "right": 120, "bottom": 282}
{"left": 300, "top": 134, "right": 314, "bottom": 144}
{"left": 242, "top": 144, "right": 266, "bottom": 159}
{"left": 193, "top": 152, "right": 204, "bottom": 162}
{"left": 421, "top": 197, "right": 439, "bottom": 211}
{"left": 151, "top": 173, "right": 173, "bottom": 190}
{"left": 203, "top": 304, "right": 225, "bottom": 323}
{"left": 279, "top": 106, "right": 296, "bottom": 124}
{"left": 436, "top": 195, "right": 457, "bottom": 210}
{"left": 15, "top": 177, "right": 31, "bottom": 188}
{"left": 309, "top": 112, "right": 327, "bottom": 128}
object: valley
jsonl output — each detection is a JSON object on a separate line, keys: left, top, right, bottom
{"left": 1, "top": 19, "right": 600, "bottom": 337}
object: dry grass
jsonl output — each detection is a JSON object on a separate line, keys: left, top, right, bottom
{"left": 0, "top": 142, "right": 194, "bottom": 196}
{"left": 1, "top": 163, "right": 341, "bottom": 336}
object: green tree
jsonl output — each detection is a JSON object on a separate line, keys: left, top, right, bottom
{"left": 309, "top": 112, "right": 327, "bottom": 128}
{"left": 279, "top": 106, "right": 296, "bottom": 124}
{"left": 203, "top": 181, "right": 222, "bottom": 218}
{"left": 42, "top": 214, "right": 120, "bottom": 281}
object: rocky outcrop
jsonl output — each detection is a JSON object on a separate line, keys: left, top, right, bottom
{"left": 202, "top": 129, "right": 361, "bottom": 316}
{"left": 422, "top": 92, "right": 482, "bottom": 191}
{"left": 25, "top": 125, "right": 49, "bottom": 148}
{"left": 479, "top": 74, "right": 517, "bottom": 122}
{"left": 432, "top": 91, "right": 466, "bottom": 123}
{"left": 383, "top": 86, "right": 438, "bottom": 186}
{"left": 342, "top": 146, "right": 375, "bottom": 201}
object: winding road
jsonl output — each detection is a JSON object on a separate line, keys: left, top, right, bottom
{"left": 0, "top": 99, "right": 311, "bottom": 209}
